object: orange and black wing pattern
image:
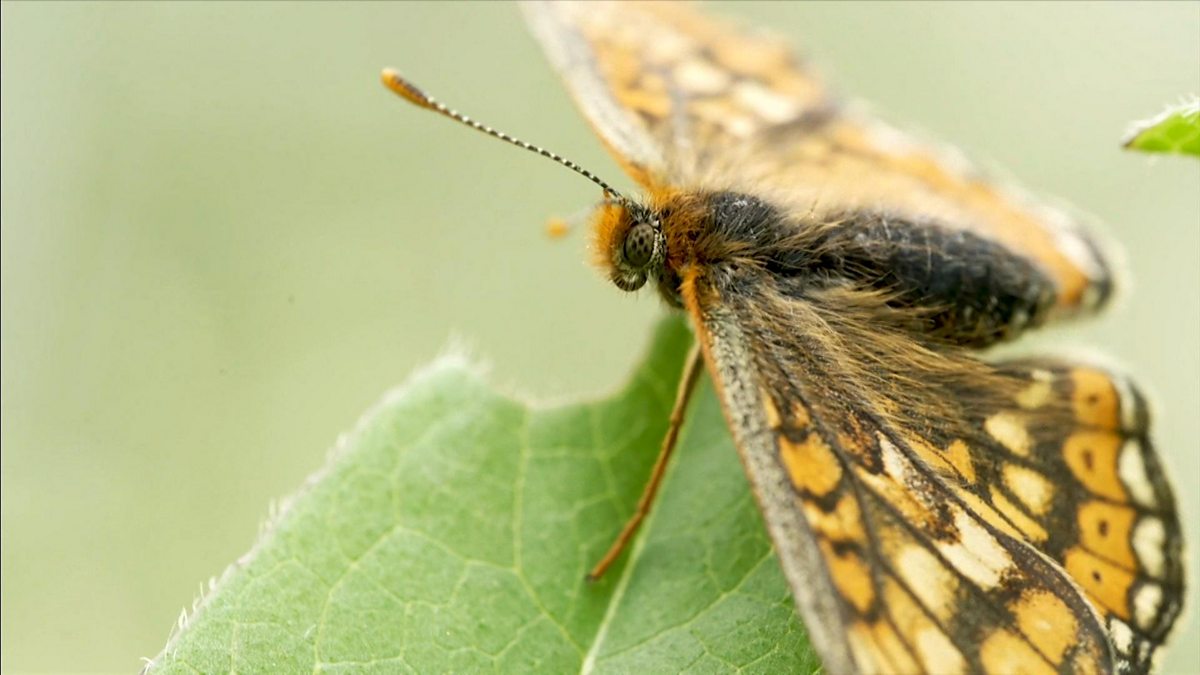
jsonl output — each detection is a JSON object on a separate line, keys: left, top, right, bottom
{"left": 522, "top": 0, "right": 1114, "bottom": 323}
{"left": 680, "top": 263, "right": 1182, "bottom": 674}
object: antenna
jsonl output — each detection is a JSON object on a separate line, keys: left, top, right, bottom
{"left": 381, "top": 68, "right": 628, "bottom": 205}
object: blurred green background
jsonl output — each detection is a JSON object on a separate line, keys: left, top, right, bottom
{"left": 2, "top": 2, "right": 1197, "bottom": 673}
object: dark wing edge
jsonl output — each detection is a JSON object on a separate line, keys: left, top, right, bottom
{"left": 681, "top": 276, "right": 861, "bottom": 674}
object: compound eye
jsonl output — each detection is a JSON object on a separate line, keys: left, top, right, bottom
{"left": 622, "top": 222, "right": 656, "bottom": 268}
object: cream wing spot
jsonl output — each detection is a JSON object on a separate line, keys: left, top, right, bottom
{"left": 1016, "top": 370, "right": 1053, "bottom": 409}
{"left": 897, "top": 545, "right": 956, "bottom": 621}
{"left": 1003, "top": 464, "right": 1054, "bottom": 515}
{"left": 673, "top": 59, "right": 731, "bottom": 96}
{"left": 733, "top": 80, "right": 802, "bottom": 124}
{"left": 642, "top": 29, "right": 692, "bottom": 65}
{"left": 914, "top": 626, "right": 966, "bottom": 675}
{"left": 985, "top": 411, "right": 1031, "bottom": 456}
{"left": 936, "top": 508, "right": 1014, "bottom": 589}
{"left": 722, "top": 114, "right": 757, "bottom": 138}
{"left": 1133, "top": 516, "right": 1166, "bottom": 578}
{"left": 1118, "top": 439, "right": 1158, "bottom": 508}
{"left": 1134, "top": 582, "right": 1164, "bottom": 631}
{"left": 1108, "top": 617, "right": 1134, "bottom": 653}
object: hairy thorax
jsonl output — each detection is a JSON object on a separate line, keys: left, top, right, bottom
{"left": 593, "top": 189, "right": 1059, "bottom": 347}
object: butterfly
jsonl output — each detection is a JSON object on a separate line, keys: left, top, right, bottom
{"left": 382, "top": 2, "right": 1184, "bottom": 673}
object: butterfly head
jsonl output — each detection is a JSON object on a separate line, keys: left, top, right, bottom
{"left": 593, "top": 199, "right": 665, "bottom": 292}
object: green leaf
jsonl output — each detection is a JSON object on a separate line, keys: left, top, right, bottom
{"left": 146, "top": 315, "right": 817, "bottom": 674}
{"left": 1123, "top": 99, "right": 1200, "bottom": 157}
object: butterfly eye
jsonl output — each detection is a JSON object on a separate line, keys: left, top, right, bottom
{"left": 623, "top": 222, "right": 656, "bottom": 268}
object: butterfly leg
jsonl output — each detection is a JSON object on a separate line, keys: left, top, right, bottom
{"left": 587, "top": 340, "right": 704, "bottom": 581}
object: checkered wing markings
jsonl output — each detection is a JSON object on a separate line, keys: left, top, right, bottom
{"left": 522, "top": 0, "right": 1112, "bottom": 316}
{"left": 682, "top": 265, "right": 1182, "bottom": 674}
{"left": 954, "top": 360, "right": 1185, "bottom": 672}
{"left": 520, "top": 0, "right": 831, "bottom": 183}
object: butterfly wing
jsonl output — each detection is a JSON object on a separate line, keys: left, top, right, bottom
{"left": 964, "top": 359, "right": 1185, "bottom": 672}
{"left": 678, "top": 261, "right": 1182, "bottom": 674}
{"left": 521, "top": 0, "right": 1113, "bottom": 327}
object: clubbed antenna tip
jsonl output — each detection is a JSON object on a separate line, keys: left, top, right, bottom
{"left": 379, "top": 67, "right": 628, "bottom": 204}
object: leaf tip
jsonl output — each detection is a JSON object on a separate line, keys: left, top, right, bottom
{"left": 1123, "top": 96, "right": 1200, "bottom": 157}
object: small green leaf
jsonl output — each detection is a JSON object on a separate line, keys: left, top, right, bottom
{"left": 146, "top": 315, "right": 817, "bottom": 674}
{"left": 1123, "top": 99, "right": 1200, "bottom": 157}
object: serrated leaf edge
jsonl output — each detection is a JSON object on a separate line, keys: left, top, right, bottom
{"left": 141, "top": 318, "right": 692, "bottom": 672}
